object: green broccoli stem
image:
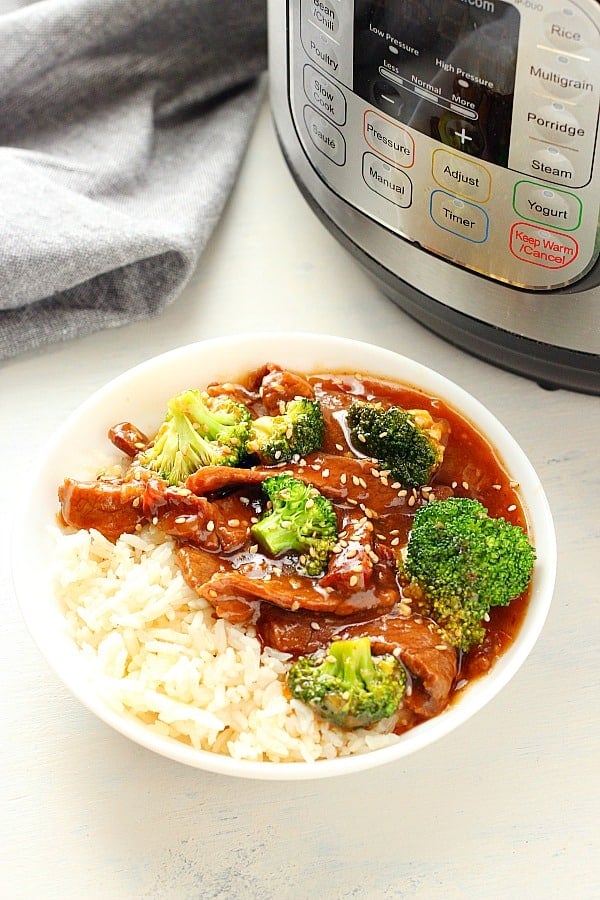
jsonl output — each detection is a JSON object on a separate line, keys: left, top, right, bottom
{"left": 250, "top": 516, "right": 302, "bottom": 557}
{"left": 330, "top": 637, "right": 375, "bottom": 688}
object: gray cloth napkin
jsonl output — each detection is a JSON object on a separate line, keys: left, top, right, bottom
{"left": 0, "top": 0, "right": 267, "bottom": 359}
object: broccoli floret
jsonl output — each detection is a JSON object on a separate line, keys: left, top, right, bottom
{"left": 400, "top": 497, "right": 536, "bottom": 652}
{"left": 346, "top": 400, "right": 443, "bottom": 488}
{"left": 247, "top": 398, "right": 325, "bottom": 464}
{"left": 287, "top": 637, "right": 406, "bottom": 729}
{"left": 138, "top": 389, "right": 251, "bottom": 485}
{"left": 250, "top": 473, "right": 337, "bottom": 576}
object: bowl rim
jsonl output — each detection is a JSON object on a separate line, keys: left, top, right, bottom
{"left": 11, "top": 332, "right": 557, "bottom": 780}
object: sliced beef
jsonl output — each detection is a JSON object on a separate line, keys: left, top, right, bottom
{"left": 185, "top": 453, "right": 398, "bottom": 505}
{"left": 258, "top": 365, "right": 315, "bottom": 413}
{"left": 343, "top": 614, "right": 458, "bottom": 717}
{"left": 257, "top": 606, "right": 457, "bottom": 718}
{"left": 143, "top": 479, "right": 250, "bottom": 552}
{"left": 58, "top": 478, "right": 146, "bottom": 539}
{"left": 194, "top": 566, "right": 398, "bottom": 620}
{"left": 58, "top": 476, "right": 250, "bottom": 551}
{"left": 319, "top": 516, "right": 375, "bottom": 592}
{"left": 108, "top": 422, "right": 150, "bottom": 457}
{"left": 177, "top": 545, "right": 256, "bottom": 624}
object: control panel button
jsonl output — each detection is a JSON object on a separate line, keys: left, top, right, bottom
{"left": 304, "top": 0, "right": 340, "bottom": 38}
{"left": 513, "top": 181, "right": 582, "bottom": 232}
{"left": 362, "top": 153, "right": 412, "bottom": 208}
{"left": 527, "top": 54, "right": 596, "bottom": 101}
{"left": 302, "top": 29, "right": 340, "bottom": 80}
{"left": 363, "top": 110, "right": 414, "bottom": 168}
{"left": 529, "top": 146, "right": 575, "bottom": 186}
{"left": 299, "top": 0, "right": 354, "bottom": 87}
{"left": 509, "top": 222, "right": 579, "bottom": 269}
{"left": 528, "top": 103, "right": 585, "bottom": 146}
{"left": 544, "top": 9, "right": 592, "bottom": 52}
{"left": 431, "top": 149, "right": 491, "bottom": 203}
{"left": 303, "top": 105, "right": 346, "bottom": 165}
{"left": 430, "top": 191, "right": 489, "bottom": 244}
{"left": 303, "top": 65, "right": 346, "bottom": 125}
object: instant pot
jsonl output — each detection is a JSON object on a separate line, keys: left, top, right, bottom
{"left": 268, "top": 0, "right": 600, "bottom": 394}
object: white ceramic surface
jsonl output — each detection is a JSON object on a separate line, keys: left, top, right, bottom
{"left": 11, "top": 332, "right": 557, "bottom": 780}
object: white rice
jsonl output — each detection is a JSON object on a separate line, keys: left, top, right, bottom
{"left": 53, "top": 526, "right": 400, "bottom": 762}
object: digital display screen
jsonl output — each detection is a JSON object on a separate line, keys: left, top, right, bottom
{"left": 353, "top": 0, "right": 521, "bottom": 166}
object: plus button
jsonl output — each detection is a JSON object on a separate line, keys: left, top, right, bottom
{"left": 454, "top": 126, "right": 473, "bottom": 146}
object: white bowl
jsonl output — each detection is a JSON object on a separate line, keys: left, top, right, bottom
{"left": 11, "top": 333, "right": 556, "bottom": 780}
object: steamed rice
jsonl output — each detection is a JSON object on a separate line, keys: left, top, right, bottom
{"left": 53, "top": 525, "right": 400, "bottom": 762}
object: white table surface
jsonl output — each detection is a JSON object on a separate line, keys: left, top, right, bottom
{"left": 2, "top": 91, "right": 598, "bottom": 900}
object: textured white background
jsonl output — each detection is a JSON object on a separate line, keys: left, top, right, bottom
{"left": 1, "top": 93, "right": 598, "bottom": 899}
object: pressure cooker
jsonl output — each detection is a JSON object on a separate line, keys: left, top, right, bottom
{"left": 268, "top": 0, "right": 600, "bottom": 394}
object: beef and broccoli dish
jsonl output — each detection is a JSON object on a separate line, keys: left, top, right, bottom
{"left": 56, "top": 363, "right": 535, "bottom": 757}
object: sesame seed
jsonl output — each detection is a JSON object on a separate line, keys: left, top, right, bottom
{"left": 507, "top": 504, "right": 517, "bottom": 512}
{"left": 134, "top": 441, "right": 145, "bottom": 450}
{"left": 208, "top": 589, "right": 218, "bottom": 598}
{"left": 206, "top": 520, "right": 215, "bottom": 532}
{"left": 462, "top": 481, "right": 469, "bottom": 490}
{"left": 336, "top": 443, "right": 344, "bottom": 452}
{"left": 359, "top": 477, "right": 367, "bottom": 489}
{"left": 435, "top": 644, "right": 447, "bottom": 651}
{"left": 132, "top": 497, "right": 140, "bottom": 508}
{"left": 310, "top": 621, "right": 320, "bottom": 630}
{"left": 227, "top": 518, "right": 240, "bottom": 527}
{"left": 492, "top": 483, "right": 502, "bottom": 491}
{"left": 407, "top": 495, "right": 415, "bottom": 507}
{"left": 152, "top": 516, "right": 158, "bottom": 525}
{"left": 358, "top": 434, "right": 366, "bottom": 443}
{"left": 352, "top": 475, "right": 360, "bottom": 486}
{"left": 452, "top": 481, "right": 458, "bottom": 489}
{"left": 174, "top": 516, "right": 187, "bottom": 524}
{"left": 291, "top": 601, "right": 300, "bottom": 611}
{"left": 390, "top": 537, "right": 400, "bottom": 547}
{"left": 349, "top": 575, "right": 359, "bottom": 587}
{"left": 391, "top": 482, "right": 401, "bottom": 490}
{"left": 346, "top": 547, "right": 358, "bottom": 559}
{"left": 340, "top": 473, "right": 347, "bottom": 485}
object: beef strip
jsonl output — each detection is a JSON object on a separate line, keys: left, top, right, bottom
{"left": 108, "top": 422, "right": 150, "bottom": 457}
{"left": 258, "top": 366, "right": 315, "bottom": 413}
{"left": 342, "top": 614, "right": 458, "bottom": 718}
{"left": 193, "top": 565, "right": 399, "bottom": 620}
{"left": 319, "top": 515, "right": 375, "bottom": 592}
{"left": 185, "top": 452, "right": 399, "bottom": 505}
{"left": 58, "top": 478, "right": 146, "bottom": 539}
{"left": 58, "top": 476, "right": 249, "bottom": 551}
{"left": 256, "top": 606, "right": 457, "bottom": 718}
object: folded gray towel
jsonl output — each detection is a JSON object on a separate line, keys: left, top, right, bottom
{"left": 0, "top": 0, "right": 267, "bottom": 359}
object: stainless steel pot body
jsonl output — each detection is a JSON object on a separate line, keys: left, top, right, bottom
{"left": 269, "top": 0, "right": 600, "bottom": 392}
